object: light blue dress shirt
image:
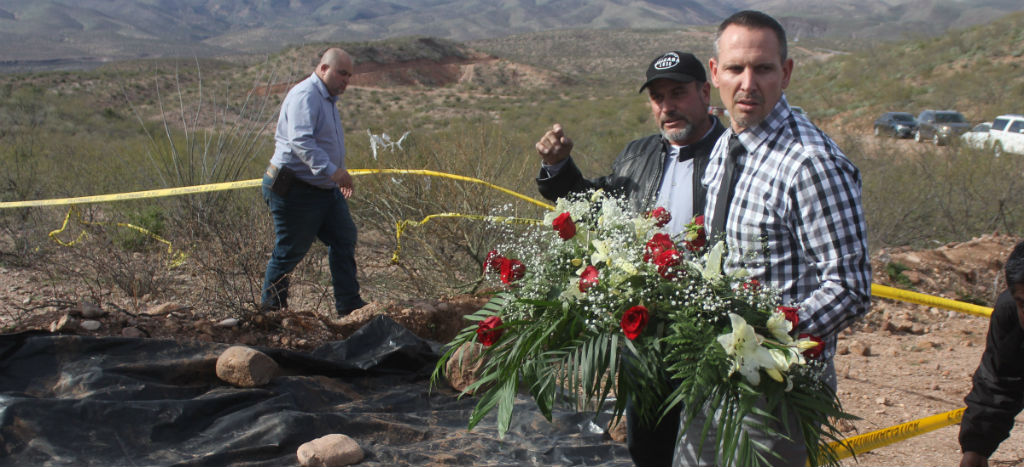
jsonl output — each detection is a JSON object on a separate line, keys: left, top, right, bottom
{"left": 269, "top": 73, "right": 346, "bottom": 189}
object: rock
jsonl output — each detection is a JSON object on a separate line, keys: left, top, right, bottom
{"left": 847, "top": 340, "right": 871, "bottom": 356}
{"left": 606, "top": 416, "right": 627, "bottom": 442}
{"left": 121, "top": 327, "right": 145, "bottom": 338}
{"left": 900, "top": 252, "right": 923, "bottom": 266}
{"left": 875, "top": 397, "right": 891, "bottom": 406}
{"left": 80, "top": 320, "right": 102, "bottom": 331}
{"left": 281, "top": 317, "right": 305, "bottom": 332}
{"left": 79, "top": 301, "right": 106, "bottom": 318}
{"left": 216, "top": 346, "right": 279, "bottom": 387}
{"left": 215, "top": 318, "right": 240, "bottom": 328}
{"left": 836, "top": 418, "right": 857, "bottom": 433}
{"left": 297, "top": 434, "right": 364, "bottom": 467}
{"left": 445, "top": 342, "right": 487, "bottom": 394}
{"left": 50, "top": 313, "right": 74, "bottom": 332}
{"left": 145, "top": 302, "right": 186, "bottom": 316}
{"left": 193, "top": 320, "right": 215, "bottom": 336}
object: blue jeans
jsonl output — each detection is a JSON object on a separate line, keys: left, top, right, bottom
{"left": 261, "top": 175, "right": 363, "bottom": 313}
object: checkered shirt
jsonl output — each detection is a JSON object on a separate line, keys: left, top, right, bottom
{"left": 704, "top": 95, "right": 872, "bottom": 360}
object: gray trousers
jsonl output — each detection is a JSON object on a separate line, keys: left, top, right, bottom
{"left": 671, "top": 397, "right": 806, "bottom": 467}
{"left": 671, "top": 363, "right": 837, "bottom": 467}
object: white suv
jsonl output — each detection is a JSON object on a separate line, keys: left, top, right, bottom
{"left": 965, "top": 114, "right": 1024, "bottom": 156}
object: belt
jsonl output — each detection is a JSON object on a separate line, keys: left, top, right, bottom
{"left": 266, "top": 164, "right": 335, "bottom": 192}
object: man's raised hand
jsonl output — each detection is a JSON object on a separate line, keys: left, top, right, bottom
{"left": 536, "top": 123, "right": 574, "bottom": 166}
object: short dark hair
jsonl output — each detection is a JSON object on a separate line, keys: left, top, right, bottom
{"left": 1005, "top": 241, "right": 1024, "bottom": 288}
{"left": 715, "top": 10, "right": 788, "bottom": 62}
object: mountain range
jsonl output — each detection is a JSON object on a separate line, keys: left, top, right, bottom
{"left": 0, "top": 0, "right": 1022, "bottom": 71}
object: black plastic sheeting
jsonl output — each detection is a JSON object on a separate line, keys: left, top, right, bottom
{"left": 0, "top": 316, "right": 632, "bottom": 466}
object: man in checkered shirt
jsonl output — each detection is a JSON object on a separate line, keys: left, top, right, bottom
{"left": 673, "top": 10, "right": 872, "bottom": 467}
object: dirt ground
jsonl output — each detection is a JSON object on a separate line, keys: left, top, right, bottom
{"left": 2, "top": 233, "right": 1023, "bottom": 466}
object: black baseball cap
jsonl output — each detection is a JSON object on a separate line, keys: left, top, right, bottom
{"left": 638, "top": 51, "right": 706, "bottom": 93}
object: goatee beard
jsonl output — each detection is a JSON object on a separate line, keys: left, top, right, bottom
{"left": 661, "top": 125, "right": 693, "bottom": 144}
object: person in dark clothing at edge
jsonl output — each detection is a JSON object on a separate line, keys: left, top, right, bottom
{"left": 959, "top": 240, "right": 1024, "bottom": 467}
{"left": 534, "top": 51, "right": 726, "bottom": 467}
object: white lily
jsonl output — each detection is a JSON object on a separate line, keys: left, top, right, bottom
{"left": 633, "top": 216, "right": 659, "bottom": 238}
{"left": 796, "top": 336, "right": 822, "bottom": 352}
{"left": 716, "top": 313, "right": 778, "bottom": 386}
{"left": 591, "top": 239, "right": 612, "bottom": 266}
{"left": 766, "top": 310, "right": 795, "bottom": 344}
{"left": 687, "top": 240, "right": 726, "bottom": 281}
{"left": 613, "top": 257, "right": 639, "bottom": 276}
{"left": 768, "top": 348, "right": 801, "bottom": 390}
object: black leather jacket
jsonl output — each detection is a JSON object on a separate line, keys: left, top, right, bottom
{"left": 537, "top": 116, "right": 726, "bottom": 214}
{"left": 959, "top": 289, "right": 1024, "bottom": 457}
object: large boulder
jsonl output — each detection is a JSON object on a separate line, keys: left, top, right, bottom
{"left": 215, "top": 345, "right": 278, "bottom": 387}
{"left": 296, "top": 434, "right": 364, "bottom": 467}
{"left": 445, "top": 341, "right": 488, "bottom": 394}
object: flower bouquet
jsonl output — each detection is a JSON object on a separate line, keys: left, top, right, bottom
{"left": 432, "top": 190, "right": 852, "bottom": 466}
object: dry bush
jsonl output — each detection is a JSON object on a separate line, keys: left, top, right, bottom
{"left": 843, "top": 134, "right": 1024, "bottom": 250}
{"left": 352, "top": 119, "right": 547, "bottom": 299}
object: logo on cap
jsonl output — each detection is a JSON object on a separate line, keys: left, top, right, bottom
{"left": 653, "top": 52, "right": 680, "bottom": 70}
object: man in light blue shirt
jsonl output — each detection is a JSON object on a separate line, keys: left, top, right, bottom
{"left": 261, "top": 47, "right": 367, "bottom": 317}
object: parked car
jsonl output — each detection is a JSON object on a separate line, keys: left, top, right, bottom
{"left": 961, "top": 122, "right": 993, "bottom": 151}
{"left": 962, "top": 114, "right": 1024, "bottom": 156}
{"left": 914, "top": 109, "right": 970, "bottom": 145}
{"left": 873, "top": 112, "right": 918, "bottom": 138}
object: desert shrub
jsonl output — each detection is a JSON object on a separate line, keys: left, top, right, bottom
{"left": 352, "top": 119, "right": 545, "bottom": 299}
{"left": 844, "top": 134, "right": 1024, "bottom": 250}
{"left": 885, "top": 261, "right": 914, "bottom": 289}
{"left": 113, "top": 205, "right": 166, "bottom": 251}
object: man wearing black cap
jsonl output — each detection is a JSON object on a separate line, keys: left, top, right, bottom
{"left": 535, "top": 51, "right": 726, "bottom": 466}
{"left": 536, "top": 51, "right": 724, "bottom": 236}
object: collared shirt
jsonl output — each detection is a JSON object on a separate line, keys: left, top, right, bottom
{"left": 703, "top": 95, "right": 872, "bottom": 359}
{"left": 654, "top": 144, "right": 693, "bottom": 234}
{"left": 270, "top": 73, "right": 346, "bottom": 189}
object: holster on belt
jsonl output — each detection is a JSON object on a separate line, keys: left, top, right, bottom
{"left": 267, "top": 164, "right": 297, "bottom": 196}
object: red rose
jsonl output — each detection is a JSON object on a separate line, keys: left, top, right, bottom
{"left": 477, "top": 315, "right": 504, "bottom": 346}
{"left": 800, "top": 333, "right": 824, "bottom": 359}
{"left": 646, "top": 207, "right": 671, "bottom": 228}
{"left": 500, "top": 258, "right": 525, "bottom": 284}
{"left": 777, "top": 306, "right": 800, "bottom": 328}
{"left": 741, "top": 279, "right": 761, "bottom": 291}
{"left": 644, "top": 233, "right": 675, "bottom": 263}
{"left": 653, "top": 249, "right": 681, "bottom": 279}
{"left": 484, "top": 249, "right": 504, "bottom": 273}
{"left": 552, "top": 212, "right": 577, "bottom": 240}
{"left": 683, "top": 214, "right": 707, "bottom": 252}
{"left": 620, "top": 305, "right": 649, "bottom": 340}
{"left": 579, "top": 265, "right": 599, "bottom": 292}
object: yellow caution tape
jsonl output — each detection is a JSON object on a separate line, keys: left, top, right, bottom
{"left": 0, "top": 169, "right": 554, "bottom": 210}
{"left": 872, "top": 284, "right": 992, "bottom": 318}
{"left": 49, "top": 206, "right": 187, "bottom": 268}
{"left": 0, "top": 179, "right": 263, "bottom": 208}
{"left": 351, "top": 169, "right": 555, "bottom": 211}
{"left": 820, "top": 407, "right": 964, "bottom": 462}
{"left": 391, "top": 213, "right": 542, "bottom": 263}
